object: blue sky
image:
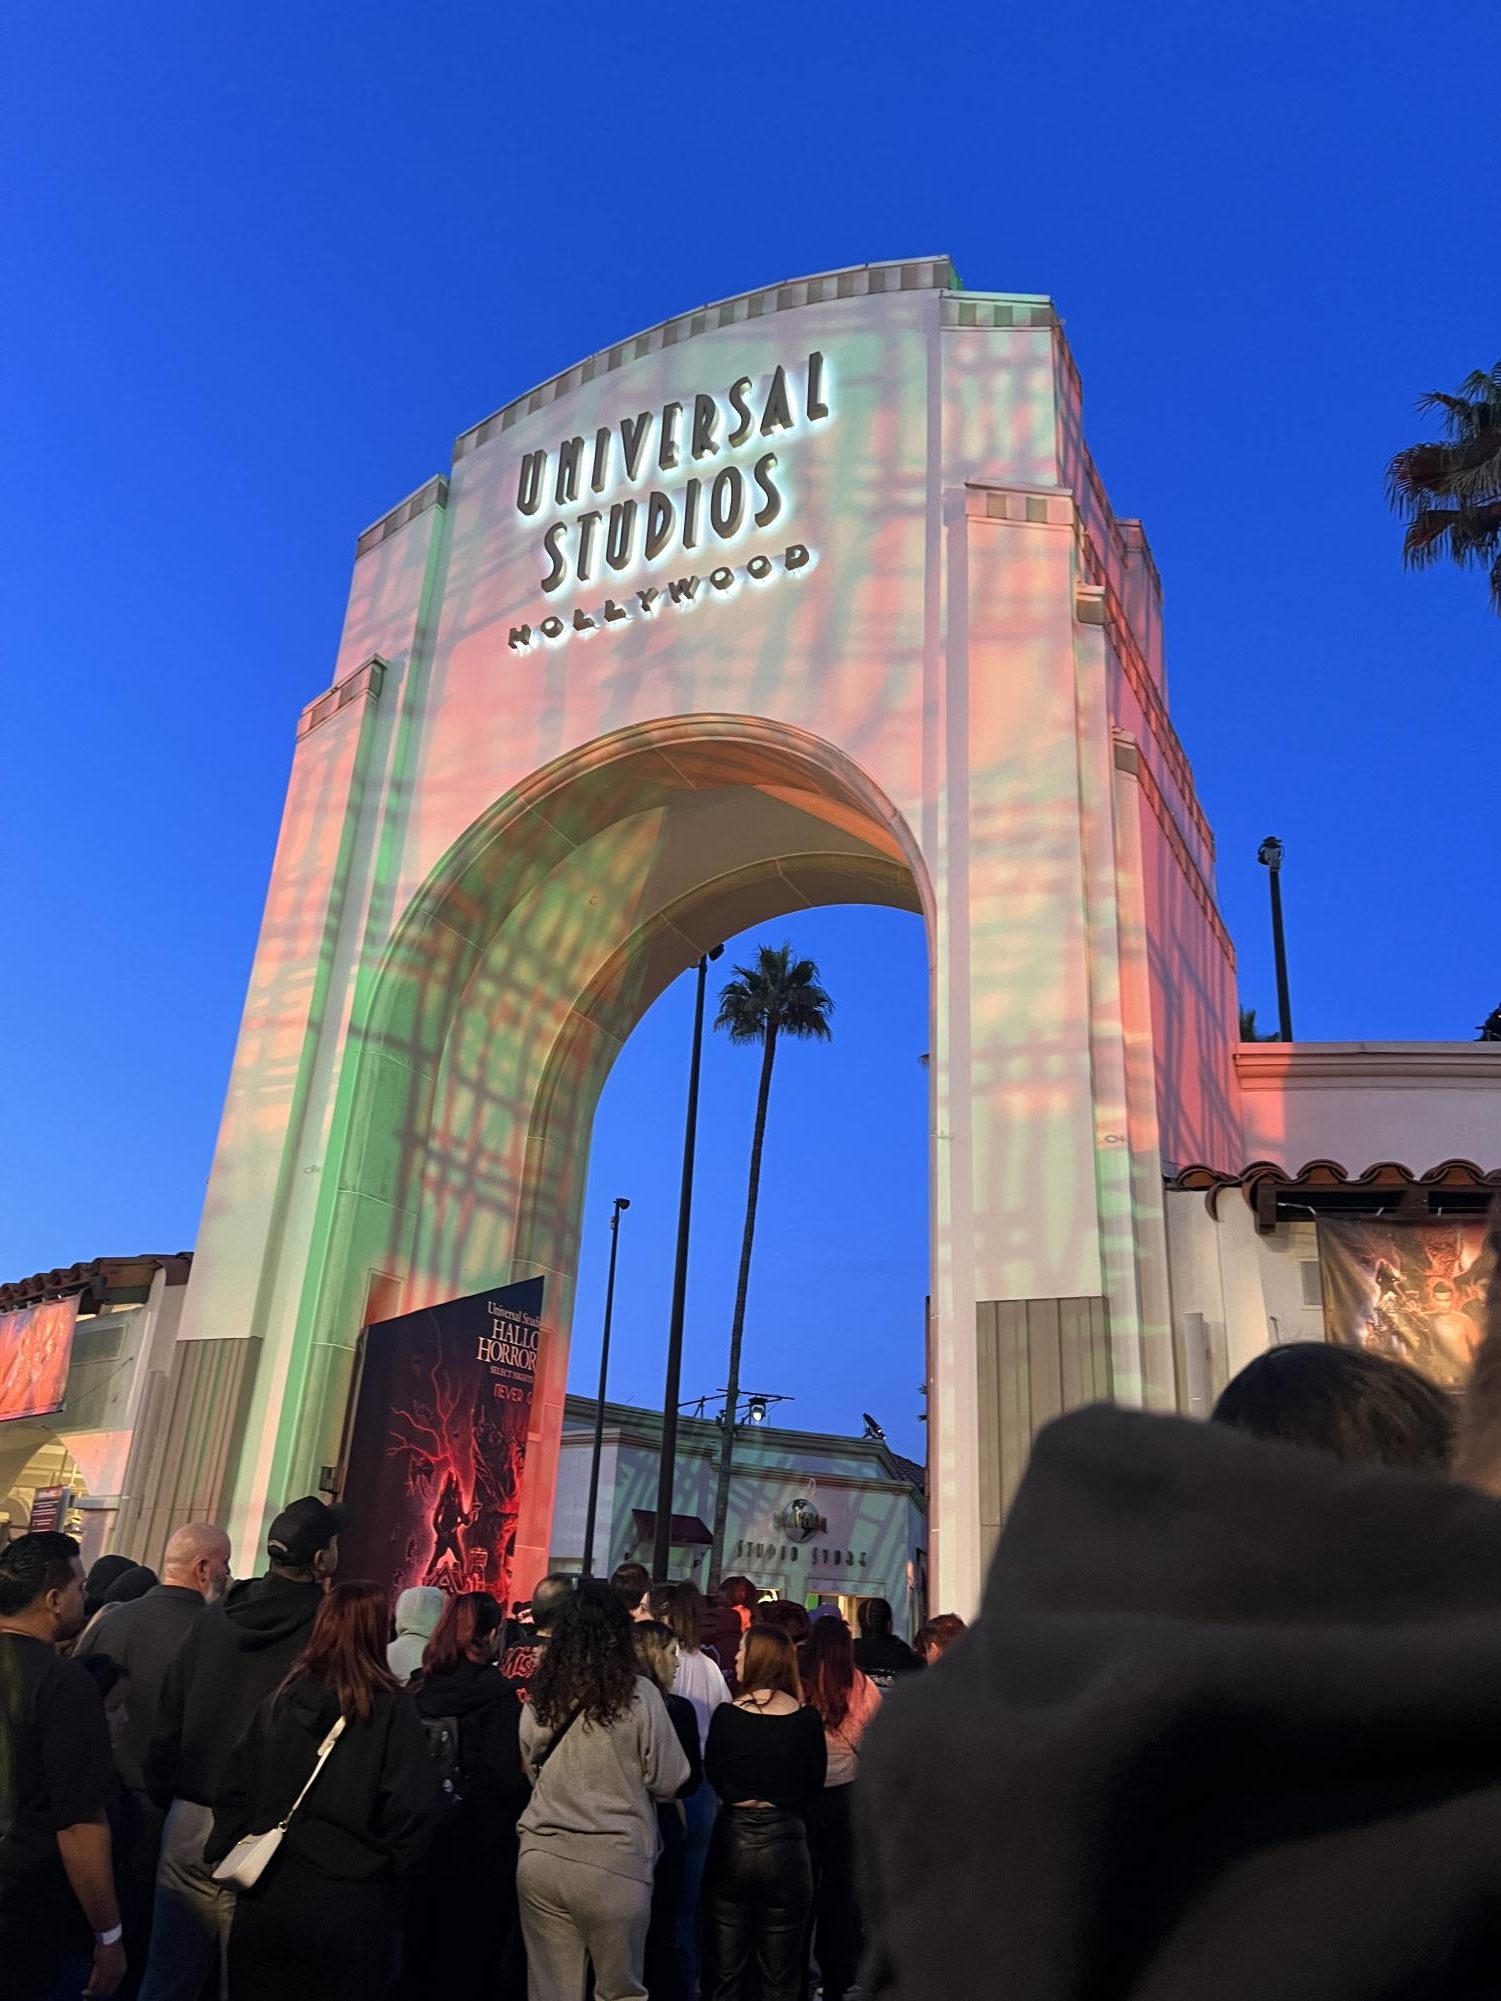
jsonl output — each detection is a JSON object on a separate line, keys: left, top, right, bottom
{"left": 3, "top": 2, "right": 1496, "bottom": 1463}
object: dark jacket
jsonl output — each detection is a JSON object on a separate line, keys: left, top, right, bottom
{"left": 76, "top": 1584, "right": 209, "bottom": 1795}
{"left": 208, "top": 1678, "right": 439, "bottom": 1883}
{"left": 851, "top": 1631, "right": 922, "bottom": 1689}
{"left": 147, "top": 1572, "right": 324, "bottom": 1806}
{"left": 663, "top": 1688, "right": 704, "bottom": 1800}
{"left": 861, "top": 1403, "right": 1501, "bottom": 2001}
{"left": 411, "top": 1660, "right": 528, "bottom": 1860}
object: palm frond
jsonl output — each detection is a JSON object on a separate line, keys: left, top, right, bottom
{"left": 713, "top": 939, "right": 835, "bottom": 1044}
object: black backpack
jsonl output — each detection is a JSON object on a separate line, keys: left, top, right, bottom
{"left": 421, "top": 1714, "right": 465, "bottom": 1817}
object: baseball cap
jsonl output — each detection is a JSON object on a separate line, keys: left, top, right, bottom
{"left": 266, "top": 1496, "right": 347, "bottom": 1566}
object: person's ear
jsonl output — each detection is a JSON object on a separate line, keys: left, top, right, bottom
{"left": 1452, "top": 1208, "right": 1501, "bottom": 1492}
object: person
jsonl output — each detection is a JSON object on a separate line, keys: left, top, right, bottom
{"left": 74, "top": 1655, "right": 154, "bottom": 2000}
{"left": 717, "top": 1575, "right": 760, "bottom": 1632}
{"left": 851, "top": 1598, "right": 922, "bottom": 1690}
{"left": 702, "top": 1624, "right": 826, "bottom": 2001}
{"left": 650, "top": 1580, "right": 729, "bottom": 1993}
{"left": 500, "top": 1571, "right": 572, "bottom": 1698}
{"left": 76, "top": 1524, "right": 231, "bottom": 1998}
{"left": 99, "top": 1565, "right": 161, "bottom": 1609}
{"left": 858, "top": 1378, "right": 1501, "bottom": 2001}
{"left": 517, "top": 1582, "right": 689, "bottom": 2001}
{"left": 0, "top": 1530, "right": 125, "bottom": 2001}
{"left": 634, "top": 1619, "right": 705, "bottom": 2001}
{"left": 403, "top": 1591, "right": 529, "bottom": 2001}
{"left": 1210, "top": 1339, "right": 1457, "bottom": 1469}
{"left": 912, "top": 1612, "right": 966, "bottom": 1663}
{"left": 800, "top": 1617, "right": 880, "bottom": 2001}
{"left": 86, "top": 1554, "right": 140, "bottom": 1622}
{"left": 385, "top": 1585, "right": 444, "bottom": 1684}
{"left": 610, "top": 1559, "right": 652, "bottom": 1620}
{"left": 699, "top": 1588, "right": 748, "bottom": 1692}
{"left": 208, "top": 1580, "right": 438, "bottom": 2001}
{"left": 758, "top": 1599, "right": 811, "bottom": 1646}
{"left": 141, "top": 1495, "right": 344, "bottom": 2001}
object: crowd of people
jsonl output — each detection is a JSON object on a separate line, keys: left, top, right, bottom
{"left": 0, "top": 1491, "right": 957, "bottom": 2001}
{"left": 11, "top": 1312, "right": 1501, "bottom": 2001}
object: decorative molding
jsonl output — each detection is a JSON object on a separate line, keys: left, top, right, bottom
{"left": 1113, "top": 730, "right": 1234, "bottom": 965}
{"left": 452, "top": 257, "right": 958, "bottom": 465}
{"left": 354, "top": 474, "right": 448, "bottom": 561}
{"left": 296, "top": 655, "right": 387, "bottom": 741}
{"left": 1235, "top": 1043, "right": 1501, "bottom": 1088}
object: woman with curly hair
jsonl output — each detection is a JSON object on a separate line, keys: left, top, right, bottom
{"left": 518, "top": 1582, "right": 689, "bottom": 2001}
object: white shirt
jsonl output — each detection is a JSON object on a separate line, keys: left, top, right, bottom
{"left": 673, "top": 1644, "right": 730, "bottom": 1749}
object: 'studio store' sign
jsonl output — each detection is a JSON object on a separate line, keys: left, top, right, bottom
{"left": 507, "top": 351, "right": 831, "bottom": 652}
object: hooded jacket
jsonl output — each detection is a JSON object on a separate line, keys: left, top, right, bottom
{"left": 207, "top": 1677, "right": 438, "bottom": 1882}
{"left": 147, "top": 1571, "right": 324, "bottom": 1806}
{"left": 861, "top": 1403, "right": 1501, "bottom": 2001}
{"left": 386, "top": 1587, "right": 445, "bottom": 1685}
{"left": 412, "top": 1657, "right": 528, "bottom": 1860}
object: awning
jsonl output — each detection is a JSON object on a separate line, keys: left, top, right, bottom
{"left": 631, "top": 1509, "right": 713, "bottom": 1547}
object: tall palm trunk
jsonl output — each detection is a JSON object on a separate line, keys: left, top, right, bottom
{"left": 709, "top": 1021, "right": 778, "bottom": 1585}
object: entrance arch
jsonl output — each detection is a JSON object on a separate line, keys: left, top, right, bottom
{"left": 271, "top": 715, "right": 932, "bottom": 1594}
{"left": 179, "top": 261, "right": 1236, "bottom": 1616}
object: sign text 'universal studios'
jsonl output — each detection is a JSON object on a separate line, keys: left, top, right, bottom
{"left": 507, "top": 350, "right": 830, "bottom": 651}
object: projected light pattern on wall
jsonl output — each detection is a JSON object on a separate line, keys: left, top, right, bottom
{"left": 179, "top": 259, "right": 1243, "bottom": 1611}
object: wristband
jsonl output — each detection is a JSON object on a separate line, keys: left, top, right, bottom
{"left": 94, "top": 1925, "right": 123, "bottom": 1948}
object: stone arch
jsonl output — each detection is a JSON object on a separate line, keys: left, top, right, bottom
{"left": 274, "top": 713, "right": 932, "bottom": 1588}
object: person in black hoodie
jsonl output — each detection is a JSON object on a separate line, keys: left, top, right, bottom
{"left": 140, "top": 1495, "right": 343, "bottom": 2001}
{"left": 209, "top": 1580, "right": 438, "bottom": 2000}
{"left": 401, "top": 1591, "right": 529, "bottom": 2001}
{"left": 850, "top": 1599, "right": 921, "bottom": 1691}
{"left": 859, "top": 1293, "right": 1501, "bottom": 2001}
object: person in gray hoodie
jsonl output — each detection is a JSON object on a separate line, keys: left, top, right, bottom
{"left": 385, "top": 1585, "right": 444, "bottom": 1684}
{"left": 519, "top": 1582, "right": 689, "bottom": 2001}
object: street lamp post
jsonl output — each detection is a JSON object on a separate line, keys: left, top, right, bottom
{"left": 1257, "top": 835, "right": 1294, "bottom": 1043}
{"left": 652, "top": 944, "right": 723, "bottom": 1583}
{"left": 581, "top": 1196, "right": 629, "bottom": 1578}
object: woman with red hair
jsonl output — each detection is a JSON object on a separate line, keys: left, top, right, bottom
{"left": 209, "top": 1581, "right": 439, "bottom": 2001}
{"left": 800, "top": 1616, "right": 881, "bottom": 2001}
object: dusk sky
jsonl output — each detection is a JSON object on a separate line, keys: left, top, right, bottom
{"left": 4, "top": 3, "right": 1496, "bottom": 1463}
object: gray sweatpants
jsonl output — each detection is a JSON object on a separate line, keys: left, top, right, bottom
{"left": 517, "top": 1847, "right": 652, "bottom": 2001}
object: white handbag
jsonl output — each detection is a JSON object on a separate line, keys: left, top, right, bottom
{"left": 212, "top": 1715, "right": 346, "bottom": 1891}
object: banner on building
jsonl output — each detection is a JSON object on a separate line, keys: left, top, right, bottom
{"left": 337, "top": 1276, "right": 544, "bottom": 1605}
{"left": 1318, "top": 1218, "right": 1495, "bottom": 1389}
{"left": 0, "top": 1296, "right": 79, "bottom": 1424}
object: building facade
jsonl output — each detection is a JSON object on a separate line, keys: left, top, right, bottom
{"left": 90, "top": 256, "right": 1496, "bottom": 1611}
{"left": 552, "top": 1397, "right": 928, "bottom": 1637}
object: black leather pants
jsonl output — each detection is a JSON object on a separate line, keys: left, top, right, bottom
{"left": 703, "top": 1806, "right": 813, "bottom": 2001}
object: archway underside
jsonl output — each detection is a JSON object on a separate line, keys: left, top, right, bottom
{"left": 279, "top": 723, "right": 930, "bottom": 1593}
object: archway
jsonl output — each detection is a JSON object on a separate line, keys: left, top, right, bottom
{"left": 265, "top": 714, "right": 932, "bottom": 1593}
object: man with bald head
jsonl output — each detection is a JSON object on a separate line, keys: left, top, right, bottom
{"left": 76, "top": 1525, "right": 231, "bottom": 1804}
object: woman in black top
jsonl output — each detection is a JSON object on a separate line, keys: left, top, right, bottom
{"left": 209, "top": 1581, "right": 440, "bottom": 2001}
{"left": 402, "top": 1592, "right": 529, "bottom": 2001}
{"left": 702, "top": 1623, "right": 826, "bottom": 2001}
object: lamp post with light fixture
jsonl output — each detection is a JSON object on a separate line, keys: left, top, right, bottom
{"left": 581, "top": 1196, "right": 629, "bottom": 1578}
{"left": 1257, "top": 836, "right": 1294, "bottom": 1043}
{"left": 652, "top": 945, "right": 724, "bottom": 1583}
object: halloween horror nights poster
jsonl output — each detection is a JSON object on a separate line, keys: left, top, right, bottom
{"left": 338, "top": 1277, "right": 544, "bottom": 1603}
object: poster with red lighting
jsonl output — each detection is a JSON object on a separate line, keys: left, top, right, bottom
{"left": 1319, "top": 1219, "right": 1495, "bottom": 1389}
{"left": 0, "top": 1296, "right": 78, "bottom": 1422}
{"left": 337, "top": 1277, "right": 544, "bottom": 1605}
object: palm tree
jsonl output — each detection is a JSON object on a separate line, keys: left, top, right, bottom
{"left": 1386, "top": 362, "right": 1501, "bottom": 613}
{"left": 707, "top": 943, "right": 834, "bottom": 1584}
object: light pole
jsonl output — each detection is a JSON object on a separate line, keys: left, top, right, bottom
{"left": 581, "top": 1196, "right": 629, "bottom": 1578}
{"left": 652, "top": 944, "right": 723, "bottom": 1583}
{"left": 1257, "top": 835, "right": 1293, "bottom": 1043}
